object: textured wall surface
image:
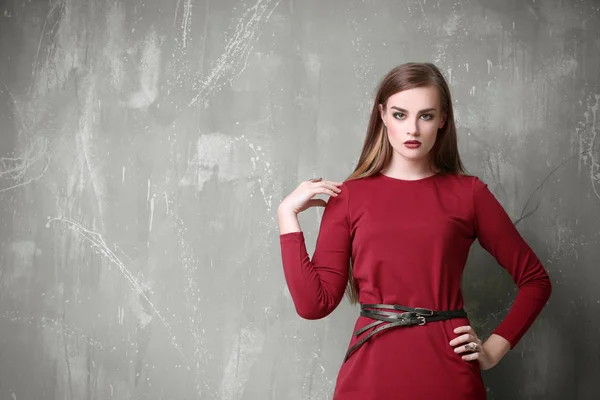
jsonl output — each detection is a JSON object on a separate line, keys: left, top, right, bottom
{"left": 0, "top": 0, "right": 599, "bottom": 399}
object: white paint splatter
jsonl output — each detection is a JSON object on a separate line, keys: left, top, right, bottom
{"left": 219, "top": 326, "right": 265, "bottom": 400}
{"left": 104, "top": 2, "right": 126, "bottom": 91}
{"left": 442, "top": 13, "right": 461, "bottom": 36}
{"left": 28, "top": 1, "right": 65, "bottom": 95}
{"left": 180, "top": 133, "right": 236, "bottom": 191}
{"left": 173, "top": 0, "right": 182, "bottom": 31}
{"left": 147, "top": 178, "right": 151, "bottom": 201}
{"left": 541, "top": 57, "right": 578, "bottom": 81}
{"left": 0, "top": 135, "right": 49, "bottom": 193}
{"left": 118, "top": 305, "right": 125, "bottom": 324}
{"left": 0, "top": 79, "right": 50, "bottom": 193}
{"left": 581, "top": 94, "right": 600, "bottom": 201}
{"left": 305, "top": 53, "right": 321, "bottom": 75}
{"left": 77, "top": 77, "right": 106, "bottom": 226}
{"left": 182, "top": 0, "right": 193, "bottom": 49}
{"left": 127, "top": 28, "right": 162, "bottom": 109}
{"left": 46, "top": 217, "right": 189, "bottom": 365}
{"left": 175, "top": 218, "right": 208, "bottom": 395}
{"left": 30, "top": 0, "right": 79, "bottom": 97}
{"left": 180, "top": 133, "right": 274, "bottom": 209}
{"left": 1, "top": 311, "right": 113, "bottom": 354}
{"left": 149, "top": 195, "right": 155, "bottom": 232}
{"left": 188, "top": 0, "right": 282, "bottom": 108}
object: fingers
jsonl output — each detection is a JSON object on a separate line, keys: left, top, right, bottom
{"left": 449, "top": 333, "right": 477, "bottom": 347}
{"left": 312, "top": 187, "right": 339, "bottom": 198}
{"left": 306, "top": 180, "right": 343, "bottom": 186}
{"left": 305, "top": 179, "right": 343, "bottom": 188}
{"left": 304, "top": 180, "right": 343, "bottom": 197}
{"left": 460, "top": 348, "right": 481, "bottom": 361}
{"left": 320, "top": 183, "right": 342, "bottom": 196}
{"left": 453, "top": 325, "right": 474, "bottom": 335}
{"left": 449, "top": 325, "right": 483, "bottom": 361}
{"left": 453, "top": 341, "right": 480, "bottom": 355}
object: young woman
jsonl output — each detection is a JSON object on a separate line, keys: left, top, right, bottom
{"left": 277, "top": 62, "right": 552, "bottom": 399}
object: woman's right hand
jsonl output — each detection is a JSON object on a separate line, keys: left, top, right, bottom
{"left": 278, "top": 179, "right": 343, "bottom": 216}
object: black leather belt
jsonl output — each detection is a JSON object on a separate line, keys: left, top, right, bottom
{"left": 343, "top": 303, "right": 467, "bottom": 362}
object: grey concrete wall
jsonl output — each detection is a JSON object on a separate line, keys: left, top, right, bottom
{"left": 0, "top": 0, "right": 598, "bottom": 399}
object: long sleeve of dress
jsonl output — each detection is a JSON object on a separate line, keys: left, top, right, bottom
{"left": 471, "top": 177, "right": 552, "bottom": 348}
{"left": 279, "top": 182, "right": 352, "bottom": 320}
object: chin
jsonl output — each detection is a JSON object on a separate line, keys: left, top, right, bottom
{"left": 396, "top": 150, "right": 430, "bottom": 161}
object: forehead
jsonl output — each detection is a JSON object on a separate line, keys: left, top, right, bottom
{"left": 386, "top": 86, "right": 440, "bottom": 110}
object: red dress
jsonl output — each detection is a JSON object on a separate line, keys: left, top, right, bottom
{"left": 279, "top": 172, "right": 552, "bottom": 400}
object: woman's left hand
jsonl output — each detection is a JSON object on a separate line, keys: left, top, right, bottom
{"left": 449, "top": 325, "right": 496, "bottom": 370}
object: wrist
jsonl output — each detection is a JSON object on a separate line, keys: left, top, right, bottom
{"left": 278, "top": 204, "right": 301, "bottom": 235}
{"left": 278, "top": 203, "right": 297, "bottom": 217}
{"left": 482, "top": 334, "right": 511, "bottom": 368}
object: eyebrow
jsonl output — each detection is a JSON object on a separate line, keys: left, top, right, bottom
{"left": 390, "top": 106, "right": 437, "bottom": 113}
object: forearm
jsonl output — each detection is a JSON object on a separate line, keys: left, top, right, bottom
{"left": 482, "top": 334, "right": 511, "bottom": 369}
{"left": 279, "top": 227, "right": 347, "bottom": 320}
{"left": 278, "top": 206, "right": 331, "bottom": 319}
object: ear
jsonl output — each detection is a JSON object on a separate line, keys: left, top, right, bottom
{"left": 439, "top": 112, "right": 447, "bottom": 129}
{"left": 378, "top": 104, "right": 386, "bottom": 125}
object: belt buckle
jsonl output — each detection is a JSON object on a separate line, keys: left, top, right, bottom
{"left": 399, "top": 311, "right": 427, "bottom": 326}
{"left": 399, "top": 311, "right": 416, "bottom": 319}
{"left": 414, "top": 307, "right": 434, "bottom": 316}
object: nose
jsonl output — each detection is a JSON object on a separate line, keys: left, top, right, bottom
{"left": 406, "top": 117, "right": 419, "bottom": 136}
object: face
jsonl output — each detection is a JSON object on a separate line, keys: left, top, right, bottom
{"left": 379, "top": 86, "right": 446, "bottom": 164}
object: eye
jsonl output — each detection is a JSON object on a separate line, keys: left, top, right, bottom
{"left": 421, "top": 114, "right": 433, "bottom": 120}
{"left": 392, "top": 112, "right": 405, "bottom": 120}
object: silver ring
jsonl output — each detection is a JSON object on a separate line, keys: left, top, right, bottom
{"left": 465, "top": 343, "right": 478, "bottom": 352}
{"left": 309, "top": 177, "right": 322, "bottom": 183}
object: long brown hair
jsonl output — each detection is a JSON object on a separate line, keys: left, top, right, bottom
{"left": 343, "top": 62, "right": 469, "bottom": 304}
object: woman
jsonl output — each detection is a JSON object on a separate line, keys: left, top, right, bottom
{"left": 277, "top": 62, "right": 552, "bottom": 399}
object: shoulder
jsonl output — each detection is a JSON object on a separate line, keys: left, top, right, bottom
{"left": 339, "top": 174, "right": 377, "bottom": 190}
{"left": 435, "top": 174, "right": 495, "bottom": 207}
{"left": 437, "top": 172, "right": 484, "bottom": 191}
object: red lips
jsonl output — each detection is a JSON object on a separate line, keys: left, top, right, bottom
{"left": 404, "top": 140, "right": 421, "bottom": 144}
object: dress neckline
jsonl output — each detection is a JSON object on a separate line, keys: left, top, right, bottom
{"left": 377, "top": 171, "right": 440, "bottom": 183}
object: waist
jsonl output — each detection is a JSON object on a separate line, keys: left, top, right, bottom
{"left": 359, "top": 303, "right": 467, "bottom": 323}
{"left": 343, "top": 303, "right": 468, "bottom": 363}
